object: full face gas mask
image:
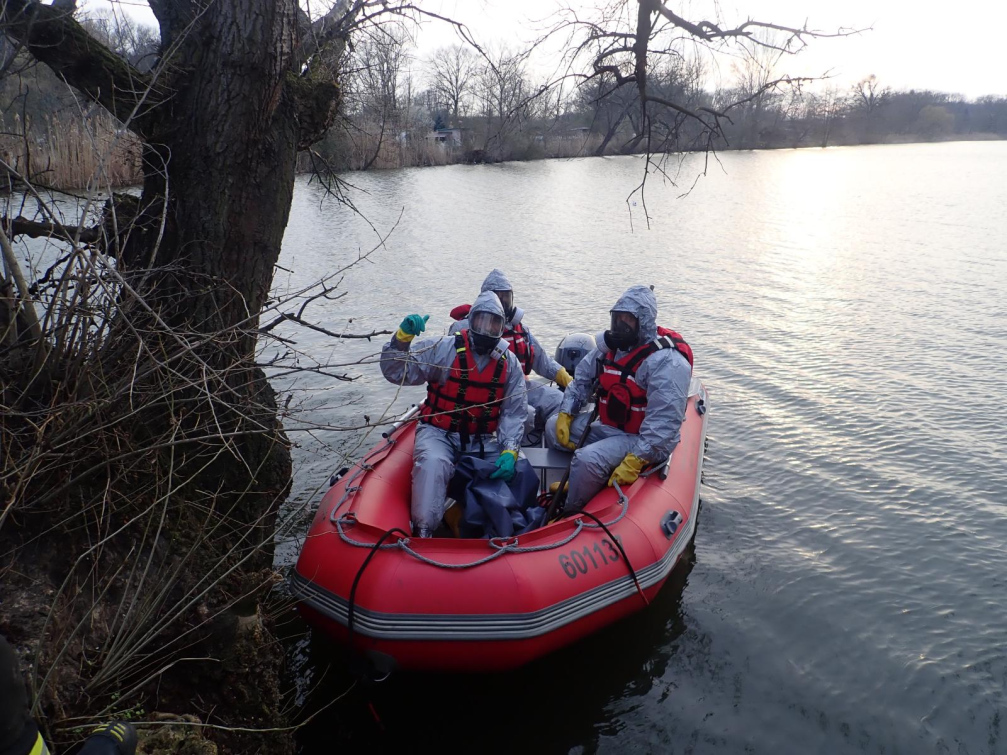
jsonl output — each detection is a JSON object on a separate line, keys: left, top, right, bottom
{"left": 469, "top": 309, "right": 505, "bottom": 355}
{"left": 493, "top": 290, "right": 516, "bottom": 323}
{"left": 603, "top": 310, "right": 640, "bottom": 352}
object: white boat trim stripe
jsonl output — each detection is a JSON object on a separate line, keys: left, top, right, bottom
{"left": 290, "top": 508, "right": 695, "bottom": 641}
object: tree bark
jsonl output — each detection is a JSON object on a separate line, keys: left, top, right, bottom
{"left": 2, "top": 0, "right": 351, "bottom": 542}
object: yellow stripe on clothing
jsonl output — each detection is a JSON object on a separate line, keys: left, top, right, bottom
{"left": 29, "top": 732, "right": 50, "bottom": 755}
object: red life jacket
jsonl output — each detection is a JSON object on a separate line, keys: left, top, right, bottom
{"left": 597, "top": 327, "right": 693, "bottom": 434}
{"left": 419, "top": 330, "right": 509, "bottom": 435}
{"left": 502, "top": 322, "right": 535, "bottom": 376}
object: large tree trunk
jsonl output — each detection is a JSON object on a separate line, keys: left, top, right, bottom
{"left": 120, "top": 0, "right": 315, "bottom": 525}
{"left": 127, "top": 0, "right": 305, "bottom": 340}
{"left": 0, "top": 0, "right": 351, "bottom": 738}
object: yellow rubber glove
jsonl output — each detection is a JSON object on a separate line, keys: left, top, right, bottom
{"left": 608, "top": 453, "right": 645, "bottom": 487}
{"left": 555, "top": 412, "right": 576, "bottom": 450}
{"left": 554, "top": 367, "right": 573, "bottom": 389}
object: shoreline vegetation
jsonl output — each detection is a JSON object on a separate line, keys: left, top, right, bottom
{"left": 4, "top": 41, "right": 1005, "bottom": 190}
{"left": 6, "top": 110, "right": 1006, "bottom": 192}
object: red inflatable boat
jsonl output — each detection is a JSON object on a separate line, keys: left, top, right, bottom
{"left": 291, "top": 381, "right": 709, "bottom": 672}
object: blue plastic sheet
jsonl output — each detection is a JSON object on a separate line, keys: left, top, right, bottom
{"left": 446, "top": 455, "right": 545, "bottom": 538}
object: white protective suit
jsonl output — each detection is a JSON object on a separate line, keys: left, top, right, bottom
{"left": 545, "top": 285, "right": 692, "bottom": 511}
{"left": 450, "top": 269, "right": 564, "bottom": 442}
{"left": 380, "top": 292, "right": 528, "bottom": 535}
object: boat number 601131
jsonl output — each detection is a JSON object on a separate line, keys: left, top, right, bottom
{"left": 558, "top": 537, "right": 622, "bottom": 579}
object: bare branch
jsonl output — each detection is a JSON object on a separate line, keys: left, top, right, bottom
{"left": 2, "top": 215, "right": 102, "bottom": 244}
{"left": 652, "top": 3, "right": 865, "bottom": 48}
{"left": 259, "top": 313, "right": 390, "bottom": 341}
{"left": 0, "top": 0, "right": 156, "bottom": 134}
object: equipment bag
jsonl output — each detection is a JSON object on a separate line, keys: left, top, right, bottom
{"left": 446, "top": 456, "right": 545, "bottom": 538}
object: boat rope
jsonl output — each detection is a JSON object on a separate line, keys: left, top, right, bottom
{"left": 346, "top": 526, "right": 410, "bottom": 684}
{"left": 333, "top": 487, "right": 632, "bottom": 570}
{"left": 576, "top": 506, "right": 649, "bottom": 607}
{"left": 328, "top": 438, "right": 398, "bottom": 523}
{"left": 580, "top": 482, "right": 630, "bottom": 529}
{"left": 397, "top": 523, "right": 586, "bottom": 568}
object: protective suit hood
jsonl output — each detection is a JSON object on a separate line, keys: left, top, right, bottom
{"left": 470, "top": 290, "right": 506, "bottom": 321}
{"left": 480, "top": 268, "right": 513, "bottom": 294}
{"left": 611, "top": 285, "right": 658, "bottom": 344}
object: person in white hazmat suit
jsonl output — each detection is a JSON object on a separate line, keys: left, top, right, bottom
{"left": 450, "top": 269, "right": 573, "bottom": 442}
{"left": 380, "top": 291, "right": 528, "bottom": 537}
{"left": 545, "top": 285, "right": 693, "bottom": 512}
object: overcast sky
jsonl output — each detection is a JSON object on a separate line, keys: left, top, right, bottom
{"left": 86, "top": 0, "right": 1006, "bottom": 98}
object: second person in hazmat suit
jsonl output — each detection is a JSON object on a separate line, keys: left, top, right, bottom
{"left": 451, "top": 269, "right": 573, "bottom": 442}
{"left": 380, "top": 292, "right": 528, "bottom": 537}
{"left": 545, "top": 285, "right": 693, "bottom": 512}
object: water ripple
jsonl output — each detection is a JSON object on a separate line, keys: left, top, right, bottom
{"left": 279, "top": 142, "right": 1007, "bottom": 754}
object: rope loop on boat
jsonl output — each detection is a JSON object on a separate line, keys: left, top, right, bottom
{"left": 490, "top": 535, "right": 520, "bottom": 550}
{"left": 395, "top": 540, "right": 512, "bottom": 569}
{"left": 336, "top": 514, "right": 405, "bottom": 551}
{"left": 331, "top": 480, "right": 631, "bottom": 570}
{"left": 334, "top": 503, "right": 636, "bottom": 571}
{"left": 579, "top": 483, "right": 629, "bottom": 529}
{"left": 393, "top": 520, "right": 590, "bottom": 569}
{"left": 334, "top": 512, "right": 594, "bottom": 569}
{"left": 329, "top": 438, "right": 397, "bottom": 522}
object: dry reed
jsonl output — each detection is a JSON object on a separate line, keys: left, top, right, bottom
{"left": 0, "top": 111, "right": 142, "bottom": 190}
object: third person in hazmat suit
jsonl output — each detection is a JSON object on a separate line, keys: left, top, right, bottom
{"left": 451, "top": 269, "right": 573, "bottom": 443}
{"left": 545, "top": 285, "right": 694, "bottom": 512}
{"left": 381, "top": 291, "right": 528, "bottom": 537}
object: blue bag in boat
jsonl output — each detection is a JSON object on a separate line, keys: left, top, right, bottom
{"left": 446, "top": 455, "right": 545, "bottom": 538}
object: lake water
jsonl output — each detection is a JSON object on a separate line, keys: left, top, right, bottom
{"left": 272, "top": 141, "right": 1007, "bottom": 754}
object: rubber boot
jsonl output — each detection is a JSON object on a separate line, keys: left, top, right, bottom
{"left": 78, "top": 722, "right": 137, "bottom": 755}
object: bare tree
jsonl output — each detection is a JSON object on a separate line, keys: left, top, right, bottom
{"left": 474, "top": 45, "right": 541, "bottom": 157}
{"left": 550, "top": 0, "right": 859, "bottom": 214}
{"left": 728, "top": 33, "right": 788, "bottom": 148}
{"left": 851, "top": 73, "right": 891, "bottom": 140}
{"left": 339, "top": 21, "right": 414, "bottom": 168}
{"left": 812, "top": 84, "right": 845, "bottom": 147}
{"left": 853, "top": 74, "right": 892, "bottom": 116}
{"left": 351, "top": 22, "right": 413, "bottom": 116}
{"left": 640, "top": 49, "right": 708, "bottom": 152}
{"left": 578, "top": 69, "right": 640, "bottom": 155}
{"left": 80, "top": 8, "right": 160, "bottom": 71}
{"left": 425, "top": 44, "right": 477, "bottom": 123}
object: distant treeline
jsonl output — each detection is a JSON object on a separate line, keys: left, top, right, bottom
{"left": 3, "top": 12, "right": 1005, "bottom": 189}
{"left": 308, "top": 30, "right": 1007, "bottom": 171}
{"left": 712, "top": 76, "right": 1007, "bottom": 151}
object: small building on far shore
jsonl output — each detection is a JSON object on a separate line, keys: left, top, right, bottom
{"left": 426, "top": 127, "right": 464, "bottom": 147}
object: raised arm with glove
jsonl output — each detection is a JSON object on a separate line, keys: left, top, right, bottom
{"left": 379, "top": 293, "right": 528, "bottom": 535}
{"left": 396, "top": 313, "right": 429, "bottom": 342}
